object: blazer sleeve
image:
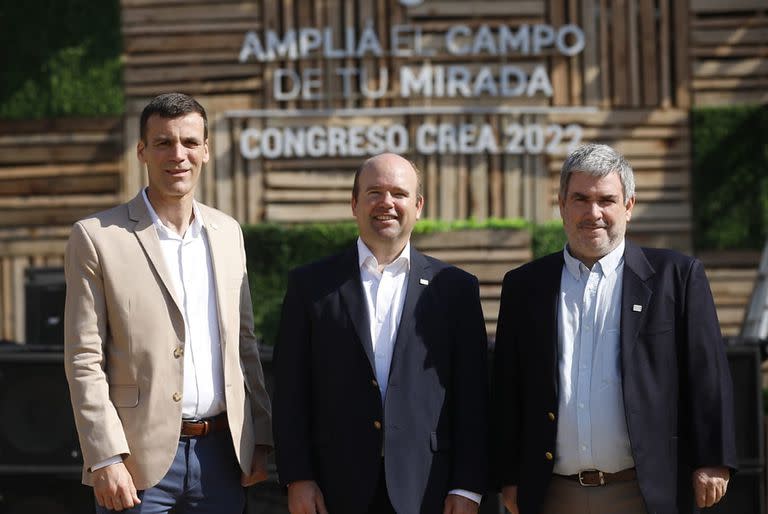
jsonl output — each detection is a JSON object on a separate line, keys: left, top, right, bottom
{"left": 272, "top": 270, "right": 316, "bottom": 484}
{"left": 450, "top": 274, "right": 490, "bottom": 494}
{"left": 236, "top": 226, "right": 273, "bottom": 447}
{"left": 63, "top": 222, "right": 130, "bottom": 470}
{"left": 490, "top": 270, "right": 523, "bottom": 489}
{"left": 681, "top": 259, "right": 738, "bottom": 470}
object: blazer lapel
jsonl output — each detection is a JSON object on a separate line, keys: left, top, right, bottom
{"left": 199, "top": 207, "right": 228, "bottom": 348}
{"left": 620, "top": 241, "right": 654, "bottom": 367}
{"left": 389, "top": 248, "right": 431, "bottom": 377}
{"left": 541, "top": 252, "right": 564, "bottom": 397}
{"left": 338, "top": 246, "right": 376, "bottom": 372}
{"left": 128, "top": 193, "right": 184, "bottom": 316}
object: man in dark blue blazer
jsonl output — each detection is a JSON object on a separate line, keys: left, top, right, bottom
{"left": 491, "top": 144, "right": 736, "bottom": 514}
{"left": 273, "top": 153, "right": 489, "bottom": 514}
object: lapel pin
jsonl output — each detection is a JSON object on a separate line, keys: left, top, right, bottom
{"left": 419, "top": 278, "right": 429, "bottom": 285}
{"left": 633, "top": 304, "right": 642, "bottom": 312}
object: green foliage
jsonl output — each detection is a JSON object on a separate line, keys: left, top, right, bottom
{"left": 531, "top": 220, "right": 566, "bottom": 258}
{"left": 692, "top": 105, "right": 768, "bottom": 250}
{"left": 244, "top": 219, "right": 549, "bottom": 345}
{"left": 0, "top": 0, "right": 123, "bottom": 118}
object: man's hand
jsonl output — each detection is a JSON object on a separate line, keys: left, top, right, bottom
{"left": 692, "top": 466, "right": 730, "bottom": 508}
{"left": 287, "top": 480, "right": 328, "bottom": 514}
{"left": 501, "top": 485, "right": 519, "bottom": 514}
{"left": 443, "top": 493, "right": 479, "bottom": 514}
{"left": 241, "top": 445, "right": 270, "bottom": 486}
{"left": 93, "top": 462, "right": 140, "bottom": 512}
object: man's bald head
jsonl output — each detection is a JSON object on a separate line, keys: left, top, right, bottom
{"left": 352, "top": 153, "right": 423, "bottom": 201}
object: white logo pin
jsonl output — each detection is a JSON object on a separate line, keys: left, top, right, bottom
{"left": 419, "top": 278, "right": 429, "bottom": 285}
{"left": 633, "top": 304, "right": 642, "bottom": 312}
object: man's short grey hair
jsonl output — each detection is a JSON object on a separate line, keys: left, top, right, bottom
{"left": 559, "top": 143, "right": 635, "bottom": 205}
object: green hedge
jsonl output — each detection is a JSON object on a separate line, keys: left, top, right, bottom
{"left": 692, "top": 105, "right": 768, "bottom": 250}
{"left": 0, "top": 0, "right": 123, "bottom": 118}
{"left": 244, "top": 219, "right": 563, "bottom": 345}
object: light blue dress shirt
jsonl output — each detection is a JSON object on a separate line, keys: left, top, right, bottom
{"left": 553, "top": 240, "right": 635, "bottom": 475}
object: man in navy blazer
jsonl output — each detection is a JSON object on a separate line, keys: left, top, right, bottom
{"left": 273, "top": 153, "right": 489, "bottom": 514}
{"left": 492, "top": 144, "right": 736, "bottom": 514}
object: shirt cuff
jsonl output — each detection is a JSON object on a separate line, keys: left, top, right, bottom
{"left": 90, "top": 455, "right": 123, "bottom": 472}
{"left": 449, "top": 488, "right": 482, "bottom": 505}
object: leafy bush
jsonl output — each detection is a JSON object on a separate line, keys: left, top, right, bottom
{"left": 0, "top": 0, "right": 123, "bottom": 118}
{"left": 692, "top": 105, "right": 768, "bottom": 250}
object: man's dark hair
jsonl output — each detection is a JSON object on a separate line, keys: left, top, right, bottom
{"left": 139, "top": 93, "right": 208, "bottom": 143}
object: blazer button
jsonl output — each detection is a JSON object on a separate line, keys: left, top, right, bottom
{"left": 172, "top": 392, "right": 182, "bottom": 402}
{"left": 371, "top": 379, "right": 378, "bottom": 387}
{"left": 173, "top": 347, "right": 184, "bottom": 358}
{"left": 547, "top": 412, "right": 555, "bottom": 422}
{"left": 373, "top": 421, "right": 382, "bottom": 430}
{"left": 545, "top": 452, "right": 553, "bottom": 461}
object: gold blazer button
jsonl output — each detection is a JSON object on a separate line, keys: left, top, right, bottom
{"left": 545, "top": 452, "right": 553, "bottom": 461}
{"left": 173, "top": 392, "right": 182, "bottom": 402}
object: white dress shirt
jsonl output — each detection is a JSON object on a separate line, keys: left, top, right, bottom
{"left": 553, "top": 240, "right": 635, "bottom": 475}
{"left": 141, "top": 189, "right": 225, "bottom": 420}
{"left": 356, "top": 238, "right": 481, "bottom": 505}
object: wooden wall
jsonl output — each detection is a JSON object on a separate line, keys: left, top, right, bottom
{"left": 0, "top": 0, "right": 764, "bottom": 340}
{"left": 0, "top": 118, "right": 124, "bottom": 342}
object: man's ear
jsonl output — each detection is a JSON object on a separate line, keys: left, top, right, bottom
{"left": 137, "top": 140, "right": 146, "bottom": 164}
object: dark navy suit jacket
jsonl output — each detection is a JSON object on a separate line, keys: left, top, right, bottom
{"left": 491, "top": 241, "right": 737, "bottom": 514}
{"left": 273, "top": 244, "right": 489, "bottom": 513}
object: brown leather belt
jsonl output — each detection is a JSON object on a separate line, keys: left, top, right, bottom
{"left": 180, "top": 413, "right": 228, "bottom": 437}
{"left": 559, "top": 468, "right": 637, "bottom": 487}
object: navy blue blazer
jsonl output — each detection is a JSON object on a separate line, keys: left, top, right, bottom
{"left": 273, "top": 244, "right": 489, "bottom": 514}
{"left": 491, "top": 241, "right": 737, "bottom": 514}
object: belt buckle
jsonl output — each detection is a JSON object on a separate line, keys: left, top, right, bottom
{"left": 578, "top": 470, "right": 604, "bottom": 487}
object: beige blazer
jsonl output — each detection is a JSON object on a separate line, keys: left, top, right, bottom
{"left": 64, "top": 192, "right": 272, "bottom": 489}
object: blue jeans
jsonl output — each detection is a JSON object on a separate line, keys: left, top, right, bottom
{"left": 95, "top": 430, "right": 245, "bottom": 514}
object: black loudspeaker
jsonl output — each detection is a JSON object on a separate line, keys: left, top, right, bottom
{"left": 0, "top": 348, "right": 82, "bottom": 474}
{"left": 25, "top": 267, "right": 66, "bottom": 346}
{"left": 0, "top": 474, "right": 92, "bottom": 514}
{"left": 725, "top": 345, "right": 764, "bottom": 468}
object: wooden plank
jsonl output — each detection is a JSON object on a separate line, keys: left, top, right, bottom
{"left": 124, "top": 64, "right": 259, "bottom": 85}
{"left": 627, "top": 0, "right": 640, "bottom": 106}
{"left": 694, "top": 58, "right": 768, "bottom": 77}
{"left": 123, "top": 34, "right": 244, "bottom": 53}
{"left": 124, "top": 78, "right": 263, "bottom": 97}
{"left": 0, "top": 162, "right": 119, "bottom": 179}
{"left": 691, "top": 28, "right": 768, "bottom": 46}
{"left": 694, "top": 90, "right": 768, "bottom": 106}
{"left": 0, "top": 258, "right": 10, "bottom": 340}
{"left": 264, "top": 190, "right": 350, "bottom": 201}
{"left": 0, "top": 132, "right": 119, "bottom": 146}
{"left": 0, "top": 144, "right": 120, "bottom": 165}
{"left": 407, "top": 1, "right": 544, "bottom": 17}
{"left": 413, "top": 228, "right": 530, "bottom": 249}
{"left": 123, "top": 3, "right": 259, "bottom": 24}
{"left": 0, "top": 195, "right": 120, "bottom": 209}
{"left": 639, "top": 0, "right": 659, "bottom": 105}
{"left": 265, "top": 170, "right": 354, "bottom": 188}
{"left": 266, "top": 203, "right": 349, "bottom": 221}
{"left": 599, "top": 0, "right": 610, "bottom": 107}
{"left": 611, "top": 0, "right": 629, "bottom": 105}
{"left": 0, "top": 118, "right": 121, "bottom": 135}
{"left": 0, "top": 240, "right": 68, "bottom": 257}
{"left": 674, "top": 0, "right": 691, "bottom": 108}
{"left": 0, "top": 175, "right": 119, "bottom": 196}
{"left": 693, "top": 77, "right": 768, "bottom": 89}
{"left": 123, "top": 22, "right": 260, "bottom": 36}
{"left": 659, "top": 0, "right": 672, "bottom": 108}
{"left": 550, "top": 0, "right": 569, "bottom": 106}
{"left": 581, "top": 0, "right": 600, "bottom": 104}
{"left": 691, "top": 0, "right": 768, "bottom": 12}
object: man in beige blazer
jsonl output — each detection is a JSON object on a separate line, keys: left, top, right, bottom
{"left": 64, "top": 92, "right": 272, "bottom": 513}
